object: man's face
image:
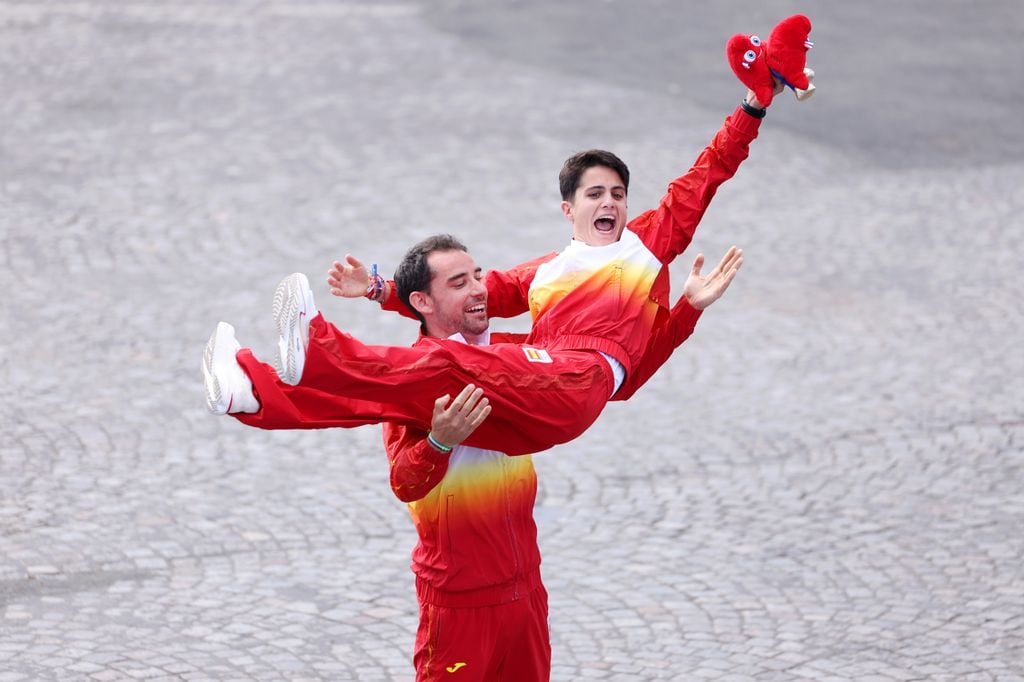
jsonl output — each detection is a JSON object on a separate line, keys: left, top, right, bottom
{"left": 418, "top": 249, "right": 489, "bottom": 340}
{"left": 561, "top": 165, "right": 628, "bottom": 246}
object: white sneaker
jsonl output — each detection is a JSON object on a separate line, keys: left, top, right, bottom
{"left": 273, "top": 272, "right": 318, "bottom": 386}
{"left": 202, "top": 321, "right": 259, "bottom": 414}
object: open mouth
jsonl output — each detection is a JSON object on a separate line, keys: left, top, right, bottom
{"left": 594, "top": 216, "right": 616, "bottom": 232}
{"left": 466, "top": 304, "right": 486, "bottom": 315}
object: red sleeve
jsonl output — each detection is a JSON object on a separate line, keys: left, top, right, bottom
{"left": 482, "top": 252, "right": 558, "bottom": 319}
{"left": 380, "top": 282, "right": 419, "bottom": 321}
{"left": 383, "top": 422, "right": 451, "bottom": 503}
{"left": 611, "top": 297, "right": 703, "bottom": 401}
{"left": 629, "top": 107, "right": 761, "bottom": 264}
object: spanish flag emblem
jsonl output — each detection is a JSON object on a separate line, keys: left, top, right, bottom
{"left": 523, "top": 347, "right": 553, "bottom": 363}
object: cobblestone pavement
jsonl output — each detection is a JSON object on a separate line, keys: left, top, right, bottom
{"left": 2, "top": 1, "right": 1022, "bottom": 680}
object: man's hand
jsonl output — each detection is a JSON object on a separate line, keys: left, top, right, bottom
{"left": 682, "top": 246, "right": 743, "bottom": 310}
{"left": 327, "top": 254, "right": 371, "bottom": 298}
{"left": 429, "top": 384, "right": 491, "bottom": 450}
{"left": 745, "top": 77, "right": 784, "bottom": 109}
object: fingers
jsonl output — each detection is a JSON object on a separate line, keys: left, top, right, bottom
{"left": 726, "top": 248, "right": 743, "bottom": 274}
{"left": 712, "top": 257, "right": 743, "bottom": 295}
{"left": 457, "top": 386, "right": 489, "bottom": 434}
{"left": 713, "top": 246, "right": 742, "bottom": 277}
{"left": 433, "top": 393, "right": 451, "bottom": 412}
{"left": 457, "top": 390, "right": 490, "bottom": 439}
{"left": 467, "top": 402, "right": 492, "bottom": 430}
{"left": 450, "top": 383, "right": 476, "bottom": 408}
{"left": 328, "top": 255, "right": 363, "bottom": 277}
{"left": 439, "top": 384, "right": 485, "bottom": 418}
{"left": 326, "top": 254, "right": 373, "bottom": 297}
{"left": 327, "top": 261, "right": 345, "bottom": 290}
{"left": 430, "top": 384, "right": 490, "bottom": 447}
{"left": 690, "top": 253, "right": 705, "bottom": 276}
{"left": 450, "top": 384, "right": 485, "bottom": 416}
{"left": 719, "top": 265, "right": 739, "bottom": 289}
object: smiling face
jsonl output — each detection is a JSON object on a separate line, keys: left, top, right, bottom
{"left": 561, "top": 165, "right": 628, "bottom": 246}
{"left": 411, "top": 249, "right": 489, "bottom": 342}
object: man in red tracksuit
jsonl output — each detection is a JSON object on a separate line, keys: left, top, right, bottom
{"left": 365, "top": 234, "right": 715, "bottom": 681}
{"left": 204, "top": 92, "right": 770, "bottom": 454}
{"left": 379, "top": 235, "right": 545, "bottom": 681}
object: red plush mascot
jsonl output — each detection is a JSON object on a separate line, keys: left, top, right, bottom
{"left": 726, "top": 14, "right": 815, "bottom": 106}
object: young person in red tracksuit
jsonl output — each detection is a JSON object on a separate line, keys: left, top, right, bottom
{"left": 358, "top": 235, "right": 716, "bottom": 681}
{"left": 203, "top": 88, "right": 776, "bottom": 453}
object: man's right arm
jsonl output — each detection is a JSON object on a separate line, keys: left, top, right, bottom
{"left": 384, "top": 384, "right": 492, "bottom": 503}
{"left": 384, "top": 422, "right": 452, "bottom": 503}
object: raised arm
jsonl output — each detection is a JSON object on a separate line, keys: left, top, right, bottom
{"left": 628, "top": 102, "right": 764, "bottom": 266}
{"left": 327, "top": 254, "right": 419, "bottom": 321}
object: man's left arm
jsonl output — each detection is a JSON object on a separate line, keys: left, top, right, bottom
{"left": 613, "top": 246, "right": 743, "bottom": 400}
{"left": 612, "top": 296, "right": 702, "bottom": 401}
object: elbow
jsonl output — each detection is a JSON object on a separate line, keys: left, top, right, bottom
{"left": 394, "top": 490, "right": 422, "bottom": 503}
{"left": 391, "top": 482, "right": 426, "bottom": 503}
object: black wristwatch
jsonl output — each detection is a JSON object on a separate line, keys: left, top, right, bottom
{"left": 741, "top": 98, "right": 767, "bottom": 119}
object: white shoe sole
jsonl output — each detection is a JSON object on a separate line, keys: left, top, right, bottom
{"left": 202, "top": 321, "right": 257, "bottom": 414}
{"left": 273, "top": 273, "right": 316, "bottom": 386}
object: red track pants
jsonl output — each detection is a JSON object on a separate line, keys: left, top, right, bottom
{"left": 234, "top": 314, "right": 613, "bottom": 455}
{"left": 414, "top": 585, "right": 550, "bottom": 681}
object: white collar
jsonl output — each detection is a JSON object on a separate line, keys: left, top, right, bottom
{"left": 567, "top": 230, "right": 635, "bottom": 252}
{"left": 446, "top": 329, "right": 491, "bottom": 346}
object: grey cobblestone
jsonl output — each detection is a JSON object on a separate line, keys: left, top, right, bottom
{"left": 2, "top": 0, "right": 1022, "bottom": 680}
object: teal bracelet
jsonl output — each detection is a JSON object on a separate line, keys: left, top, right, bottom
{"left": 426, "top": 432, "right": 453, "bottom": 453}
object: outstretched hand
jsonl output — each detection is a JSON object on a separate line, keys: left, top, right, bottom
{"left": 429, "top": 384, "right": 491, "bottom": 450}
{"left": 327, "top": 254, "right": 370, "bottom": 298}
{"left": 682, "top": 246, "right": 743, "bottom": 310}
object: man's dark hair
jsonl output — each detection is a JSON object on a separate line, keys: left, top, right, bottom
{"left": 558, "top": 149, "right": 630, "bottom": 201}
{"left": 394, "top": 234, "right": 469, "bottom": 328}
